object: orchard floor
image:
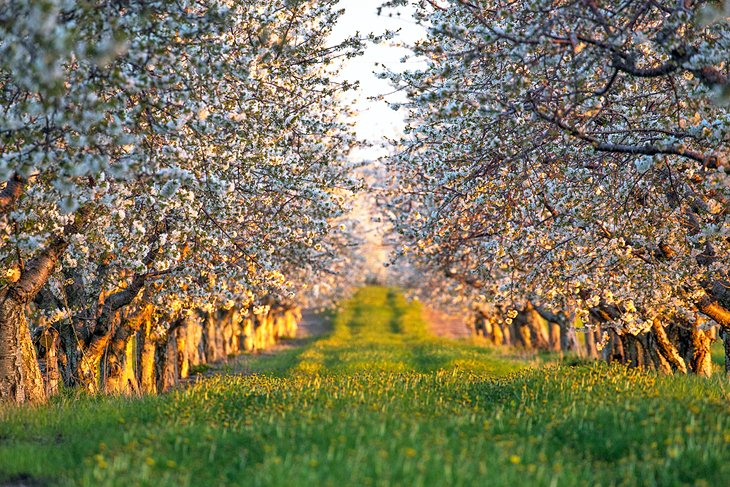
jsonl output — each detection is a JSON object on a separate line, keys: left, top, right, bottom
{"left": 2, "top": 287, "right": 730, "bottom": 487}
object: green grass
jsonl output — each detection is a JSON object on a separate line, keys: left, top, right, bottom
{"left": 2, "top": 287, "right": 730, "bottom": 486}
{"left": 711, "top": 339, "right": 725, "bottom": 369}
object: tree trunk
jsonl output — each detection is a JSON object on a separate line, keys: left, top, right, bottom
{"left": 138, "top": 314, "right": 157, "bottom": 394}
{"left": 285, "top": 308, "right": 299, "bottom": 338}
{"left": 558, "top": 321, "right": 572, "bottom": 353}
{"left": 651, "top": 319, "right": 687, "bottom": 374}
{"left": 512, "top": 314, "right": 532, "bottom": 349}
{"left": 524, "top": 303, "right": 550, "bottom": 350}
{"left": 103, "top": 308, "right": 150, "bottom": 395}
{"left": 175, "top": 325, "right": 189, "bottom": 380}
{"left": 690, "top": 327, "right": 713, "bottom": 377}
{"left": 643, "top": 331, "right": 673, "bottom": 374}
{"left": 491, "top": 318, "right": 504, "bottom": 345}
{"left": 0, "top": 290, "right": 45, "bottom": 403}
{"left": 584, "top": 328, "right": 598, "bottom": 358}
{"left": 549, "top": 323, "right": 561, "bottom": 352}
{"left": 621, "top": 334, "right": 645, "bottom": 369}
{"left": 75, "top": 312, "right": 120, "bottom": 393}
{"left": 242, "top": 317, "right": 255, "bottom": 352}
{"left": 603, "top": 329, "right": 625, "bottom": 363}
{"left": 222, "top": 309, "right": 237, "bottom": 356}
{"left": 0, "top": 206, "right": 93, "bottom": 403}
{"left": 103, "top": 333, "right": 139, "bottom": 395}
{"left": 157, "top": 332, "right": 178, "bottom": 392}
{"left": 35, "top": 326, "right": 61, "bottom": 397}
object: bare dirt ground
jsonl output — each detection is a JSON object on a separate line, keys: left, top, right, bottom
{"left": 422, "top": 307, "right": 472, "bottom": 339}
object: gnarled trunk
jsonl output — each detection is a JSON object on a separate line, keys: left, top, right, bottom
{"left": 651, "top": 319, "right": 688, "bottom": 374}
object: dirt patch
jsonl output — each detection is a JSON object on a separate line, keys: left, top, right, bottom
{"left": 422, "top": 307, "right": 471, "bottom": 339}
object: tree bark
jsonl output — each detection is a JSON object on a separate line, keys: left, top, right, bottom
{"left": 491, "top": 318, "right": 504, "bottom": 345}
{"left": 0, "top": 174, "right": 24, "bottom": 215}
{"left": 604, "top": 329, "right": 625, "bottom": 364}
{"left": 242, "top": 317, "right": 255, "bottom": 352}
{"left": 512, "top": 313, "right": 532, "bottom": 349}
{"left": 549, "top": 323, "right": 561, "bottom": 352}
{"left": 103, "top": 307, "right": 151, "bottom": 395}
{"left": 0, "top": 290, "right": 44, "bottom": 403}
{"left": 157, "top": 331, "right": 178, "bottom": 393}
{"left": 524, "top": 303, "right": 550, "bottom": 350}
{"left": 690, "top": 326, "right": 713, "bottom": 377}
{"left": 584, "top": 328, "right": 598, "bottom": 358}
{"left": 138, "top": 313, "right": 157, "bottom": 394}
{"left": 697, "top": 289, "right": 730, "bottom": 330}
{"left": 651, "top": 319, "right": 688, "bottom": 374}
{"left": 34, "top": 326, "right": 61, "bottom": 397}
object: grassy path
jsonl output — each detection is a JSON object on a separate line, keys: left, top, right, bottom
{"left": 2, "top": 287, "right": 730, "bottom": 486}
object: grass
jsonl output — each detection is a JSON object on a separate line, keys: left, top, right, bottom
{"left": 1, "top": 286, "right": 730, "bottom": 486}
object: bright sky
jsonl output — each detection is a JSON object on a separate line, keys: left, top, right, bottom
{"left": 330, "top": 0, "right": 426, "bottom": 159}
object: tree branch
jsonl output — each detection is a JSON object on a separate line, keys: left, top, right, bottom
{"left": 0, "top": 174, "right": 24, "bottom": 215}
{"left": 13, "top": 205, "right": 95, "bottom": 302}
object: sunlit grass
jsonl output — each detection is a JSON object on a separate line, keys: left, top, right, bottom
{"left": 2, "top": 287, "right": 729, "bottom": 486}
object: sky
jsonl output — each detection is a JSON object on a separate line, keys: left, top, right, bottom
{"left": 328, "top": 1, "right": 427, "bottom": 280}
{"left": 330, "top": 0, "right": 426, "bottom": 157}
